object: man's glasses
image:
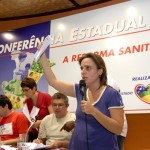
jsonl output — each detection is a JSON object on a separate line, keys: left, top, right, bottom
{"left": 52, "top": 103, "right": 65, "bottom": 108}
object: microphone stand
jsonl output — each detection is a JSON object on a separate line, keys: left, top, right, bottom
{"left": 83, "top": 97, "right": 90, "bottom": 150}
{"left": 79, "top": 80, "right": 90, "bottom": 150}
{"left": 25, "top": 115, "right": 39, "bottom": 143}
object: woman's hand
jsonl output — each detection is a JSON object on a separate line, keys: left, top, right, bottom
{"left": 81, "top": 100, "right": 94, "bottom": 115}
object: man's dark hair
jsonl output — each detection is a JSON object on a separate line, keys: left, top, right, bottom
{"left": 0, "top": 95, "right": 12, "bottom": 109}
{"left": 52, "top": 92, "right": 69, "bottom": 107}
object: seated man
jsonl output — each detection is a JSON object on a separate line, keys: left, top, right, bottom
{"left": 0, "top": 95, "right": 29, "bottom": 145}
{"left": 33, "top": 92, "right": 76, "bottom": 149}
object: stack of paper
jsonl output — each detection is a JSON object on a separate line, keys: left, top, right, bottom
{"left": 25, "top": 142, "right": 49, "bottom": 149}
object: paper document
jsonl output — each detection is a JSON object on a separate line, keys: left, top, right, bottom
{"left": 1, "top": 145, "right": 17, "bottom": 150}
{"left": 25, "top": 142, "right": 49, "bottom": 149}
{"left": 23, "top": 104, "right": 39, "bottom": 122}
{"left": 1, "top": 144, "right": 66, "bottom": 150}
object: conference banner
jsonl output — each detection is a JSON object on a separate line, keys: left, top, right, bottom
{"left": 49, "top": 0, "right": 150, "bottom": 113}
{"left": 0, "top": 0, "right": 149, "bottom": 114}
{"left": 0, "top": 22, "right": 51, "bottom": 111}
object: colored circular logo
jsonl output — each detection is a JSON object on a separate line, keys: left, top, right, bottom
{"left": 134, "top": 84, "right": 150, "bottom": 104}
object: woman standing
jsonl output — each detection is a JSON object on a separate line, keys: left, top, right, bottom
{"left": 39, "top": 51, "right": 124, "bottom": 150}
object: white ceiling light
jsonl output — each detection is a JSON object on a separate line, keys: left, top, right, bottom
{"left": 126, "top": 7, "right": 138, "bottom": 18}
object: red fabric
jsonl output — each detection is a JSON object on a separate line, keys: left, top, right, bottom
{"left": 24, "top": 91, "right": 52, "bottom": 133}
{"left": 25, "top": 91, "right": 52, "bottom": 120}
{"left": 0, "top": 112, "right": 29, "bottom": 141}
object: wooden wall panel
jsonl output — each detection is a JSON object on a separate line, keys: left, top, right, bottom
{"left": 124, "top": 114, "right": 150, "bottom": 150}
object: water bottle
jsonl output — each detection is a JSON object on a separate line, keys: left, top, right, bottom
{"left": 17, "top": 134, "right": 24, "bottom": 150}
{"left": 0, "top": 136, "right": 1, "bottom": 149}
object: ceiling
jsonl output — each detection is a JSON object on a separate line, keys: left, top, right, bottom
{"left": 0, "top": 0, "right": 117, "bottom": 21}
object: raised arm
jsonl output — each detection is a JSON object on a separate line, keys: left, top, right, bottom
{"left": 40, "top": 53, "right": 75, "bottom": 97}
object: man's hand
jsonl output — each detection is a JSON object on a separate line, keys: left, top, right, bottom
{"left": 60, "top": 121, "right": 75, "bottom": 132}
{"left": 33, "top": 138, "right": 43, "bottom": 144}
{"left": 32, "top": 120, "right": 41, "bottom": 128}
{"left": 48, "top": 140, "right": 69, "bottom": 149}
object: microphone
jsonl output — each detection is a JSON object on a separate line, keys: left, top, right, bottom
{"left": 34, "top": 35, "right": 53, "bottom": 62}
{"left": 35, "top": 115, "right": 39, "bottom": 122}
{"left": 79, "top": 80, "right": 87, "bottom": 100}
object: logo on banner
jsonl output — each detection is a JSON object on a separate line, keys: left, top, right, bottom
{"left": 2, "top": 54, "right": 55, "bottom": 111}
{"left": 134, "top": 84, "right": 150, "bottom": 104}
